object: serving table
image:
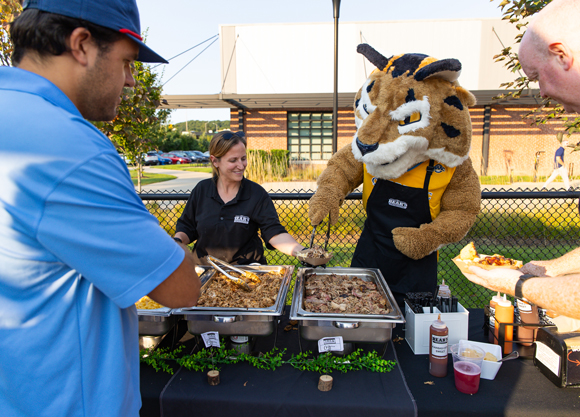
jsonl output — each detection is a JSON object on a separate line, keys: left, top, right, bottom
{"left": 140, "top": 310, "right": 580, "bottom": 417}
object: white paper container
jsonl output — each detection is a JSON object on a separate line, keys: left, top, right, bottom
{"left": 460, "top": 340, "right": 502, "bottom": 380}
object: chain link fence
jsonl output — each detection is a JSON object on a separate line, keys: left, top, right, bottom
{"left": 140, "top": 189, "right": 580, "bottom": 308}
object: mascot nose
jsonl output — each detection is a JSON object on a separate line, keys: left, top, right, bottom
{"left": 356, "top": 137, "right": 379, "bottom": 156}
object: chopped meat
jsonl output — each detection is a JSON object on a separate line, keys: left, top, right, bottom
{"left": 297, "top": 245, "right": 332, "bottom": 259}
{"left": 303, "top": 273, "right": 391, "bottom": 315}
{"left": 197, "top": 269, "right": 284, "bottom": 308}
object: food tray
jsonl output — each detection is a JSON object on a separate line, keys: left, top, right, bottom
{"left": 137, "top": 265, "right": 210, "bottom": 336}
{"left": 173, "top": 265, "right": 294, "bottom": 336}
{"left": 138, "top": 309, "right": 175, "bottom": 336}
{"left": 289, "top": 267, "right": 405, "bottom": 343}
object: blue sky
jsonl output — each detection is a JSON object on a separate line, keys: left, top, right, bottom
{"left": 138, "top": 0, "right": 505, "bottom": 123}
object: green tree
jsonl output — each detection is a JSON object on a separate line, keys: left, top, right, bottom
{"left": 95, "top": 60, "right": 171, "bottom": 191}
{"left": 492, "top": 0, "right": 580, "bottom": 139}
{"left": 0, "top": 0, "right": 22, "bottom": 66}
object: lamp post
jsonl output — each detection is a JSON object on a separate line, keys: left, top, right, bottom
{"left": 332, "top": 0, "right": 341, "bottom": 154}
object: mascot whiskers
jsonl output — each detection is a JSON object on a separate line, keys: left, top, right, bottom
{"left": 308, "top": 43, "right": 481, "bottom": 303}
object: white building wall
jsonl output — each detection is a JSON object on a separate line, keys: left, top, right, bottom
{"left": 220, "top": 18, "right": 522, "bottom": 95}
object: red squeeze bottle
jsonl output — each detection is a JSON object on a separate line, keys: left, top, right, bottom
{"left": 429, "top": 314, "right": 449, "bottom": 377}
{"left": 495, "top": 295, "right": 514, "bottom": 354}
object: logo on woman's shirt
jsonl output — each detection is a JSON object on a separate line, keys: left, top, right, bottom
{"left": 234, "top": 215, "right": 250, "bottom": 224}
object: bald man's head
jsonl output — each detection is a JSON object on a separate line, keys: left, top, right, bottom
{"left": 525, "top": 0, "right": 580, "bottom": 52}
{"left": 518, "top": 0, "right": 580, "bottom": 113}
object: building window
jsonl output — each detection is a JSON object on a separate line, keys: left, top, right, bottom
{"left": 287, "top": 112, "right": 333, "bottom": 161}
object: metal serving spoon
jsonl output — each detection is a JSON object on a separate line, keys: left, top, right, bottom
{"left": 497, "top": 351, "right": 519, "bottom": 362}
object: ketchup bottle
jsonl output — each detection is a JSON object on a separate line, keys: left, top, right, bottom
{"left": 495, "top": 295, "right": 514, "bottom": 354}
{"left": 429, "top": 314, "right": 449, "bottom": 377}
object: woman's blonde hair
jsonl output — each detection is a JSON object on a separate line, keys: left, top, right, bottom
{"left": 209, "top": 130, "right": 247, "bottom": 180}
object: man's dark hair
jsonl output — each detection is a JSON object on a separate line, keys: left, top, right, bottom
{"left": 10, "top": 9, "right": 124, "bottom": 65}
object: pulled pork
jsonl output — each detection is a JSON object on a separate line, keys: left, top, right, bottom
{"left": 303, "top": 273, "right": 390, "bottom": 315}
{"left": 298, "top": 245, "right": 332, "bottom": 259}
{"left": 197, "top": 269, "right": 284, "bottom": 308}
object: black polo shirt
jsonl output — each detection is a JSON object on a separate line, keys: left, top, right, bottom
{"left": 176, "top": 178, "right": 287, "bottom": 265}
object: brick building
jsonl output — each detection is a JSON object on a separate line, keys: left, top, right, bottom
{"left": 161, "top": 18, "right": 580, "bottom": 178}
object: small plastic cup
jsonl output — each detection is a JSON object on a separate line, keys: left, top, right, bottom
{"left": 450, "top": 343, "right": 485, "bottom": 394}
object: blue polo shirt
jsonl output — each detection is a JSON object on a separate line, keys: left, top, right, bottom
{"left": 555, "top": 146, "right": 565, "bottom": 168}
{"left": 0, "top": 67, "right": 184, "bottom": 416}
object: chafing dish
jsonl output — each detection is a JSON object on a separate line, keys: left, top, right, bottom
{"left": 138, "top": 265, "right": 211, "bottom": 336}
{"left": 289, "top": 267, "right": 405, "bottom": 343}
{"left": 174, "top": 265, "right": 294, "bottom": 336}
{"left": 138, "top": 307, "right": 175, "bottom": 336}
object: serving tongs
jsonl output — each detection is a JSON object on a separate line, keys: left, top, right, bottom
{"left": 206, "top": 255, "right": 260, "bottom": 291}
{"left": 297, "top": 221, "right": 333, "bottom": 267}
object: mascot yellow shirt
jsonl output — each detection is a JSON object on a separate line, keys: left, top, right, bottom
{"left": 362, "top": 160, "right": 456, "bottom": 220}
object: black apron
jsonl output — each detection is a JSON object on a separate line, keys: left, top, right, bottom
{"left": 351, "top": 160, "right": 437, "bottom": 302}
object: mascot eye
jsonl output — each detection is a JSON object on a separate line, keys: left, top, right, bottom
{"left": 389, "top": 96, "right": 431, "bottom": 134}
{"left": 399, "top": 112, "right": 421, "bottom": 126}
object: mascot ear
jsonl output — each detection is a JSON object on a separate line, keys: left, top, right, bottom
{"left": 414, "top": 59, "right": 462, "bottom": 83}
{"left": 357, "top": 43, "right": 391, "bottom": 71}
{"left": 455, "top": 86, "right": 477, "bottom": 107}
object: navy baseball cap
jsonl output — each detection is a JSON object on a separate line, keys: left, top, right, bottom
{"left": 22, "top": 0, "right": 168, "bottom": 63}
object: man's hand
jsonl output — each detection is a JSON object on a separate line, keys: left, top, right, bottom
{"left": 466, "top": 266, "right": 524, "bottom": 296}
{"left": 519, "top": 261, "right": 549, "bottom": 277}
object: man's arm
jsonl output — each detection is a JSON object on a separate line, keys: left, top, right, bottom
{"left": 148, "top": 242, "right": 201, "bottom": 308}
{"left": 465, "top": 266, "right": 580, "bottom": 320}
{"left": 520, "top": 246, "right": 580, "bottom": 277}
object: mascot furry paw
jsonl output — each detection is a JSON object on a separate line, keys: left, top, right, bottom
{"left": 308, "top": 43, "right": 481, "bottom": 297}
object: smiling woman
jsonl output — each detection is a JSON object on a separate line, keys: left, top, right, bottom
{"left": 173, "top": 130, "right": 305, "bottom": 266}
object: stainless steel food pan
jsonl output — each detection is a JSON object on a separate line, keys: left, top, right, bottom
{"left": 174, "top": 265, "right": 294, "bottom": 336}
{"left": 289, "top": 267, "right": 405, "bottom": 343}
{"left": 138, "top": 308, "right": 175, "bottom": 336}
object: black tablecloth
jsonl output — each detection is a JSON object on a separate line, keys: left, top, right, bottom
{"left": 140, "top": 310, "right": 580, "bottom": 417}
{"left": 141, "top": 317, "right": 416, "bottom": 417}
{"left": 391, "top": 310, "right": 580, "bottom": 417}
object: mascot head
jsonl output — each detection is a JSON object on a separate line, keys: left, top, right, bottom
{"left": 352, "top": 43, "right": 476, "bottom": 179}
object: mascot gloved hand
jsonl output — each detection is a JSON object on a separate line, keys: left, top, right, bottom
{"left": 308, "top": 44, "right": 481, "bottom": 298}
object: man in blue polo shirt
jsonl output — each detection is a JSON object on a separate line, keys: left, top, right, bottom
{"left": 0, "top": 1, "right": 201, "bottom": 416}
{"left": 542, "top": 138, "right": 570, "bottom": 190}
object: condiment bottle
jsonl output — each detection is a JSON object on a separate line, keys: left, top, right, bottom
{"left": 438, "top": 279, "right": 451, "bottom": 298}
{"left": 489, "top": 292, "right": 502, "bottom": 344}
{"left": 516, "top": 298, "right": 539, "bottom": 346}
{"left": 429, "top": 314, "right": 449, "bottom": 377}
{"left": 495, "top": 295, "right": 514, "bottom": 354}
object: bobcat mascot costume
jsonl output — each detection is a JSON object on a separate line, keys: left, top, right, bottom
{"left": 309, "top": 44, "right": 481, "bottom": 302}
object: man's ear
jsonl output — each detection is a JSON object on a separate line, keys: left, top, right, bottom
{"left": 548, "top": 42, "right": 574, "bottom": 70}
{"left": 68, "top": 27, "right": 94, "bottom": 66}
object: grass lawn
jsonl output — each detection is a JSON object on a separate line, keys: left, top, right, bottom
{"left": 153, "top": 165, "right": 212, "bottom": 174}
{"left": 130, "top": 170, "right": 176, "bottom": 186}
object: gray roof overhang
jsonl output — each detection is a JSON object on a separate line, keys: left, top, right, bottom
{"left": 159, "top": 89, "right": 542, "bottom": 110}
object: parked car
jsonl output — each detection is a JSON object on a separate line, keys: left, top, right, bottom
{"left": 119, "top": 154, "right": 134, "bottom": 166}
{"left": 161, "top": 153, "right": 192, "bottom": 164}
{"left": 157, "top": 154, "right": 172, "bottom": 165}
{"left": 143, "top": 152, "right": 160, "bottom": 166}
{"left": 188, "top": 150, "right": 210, "bottom": 163}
